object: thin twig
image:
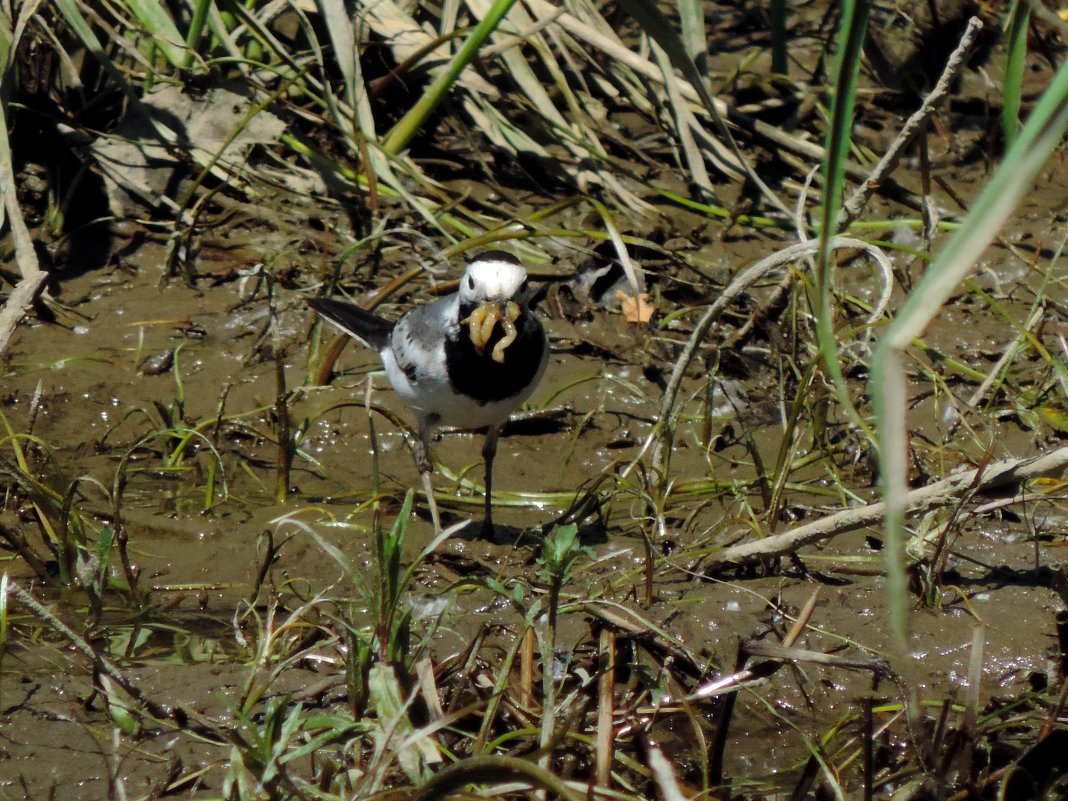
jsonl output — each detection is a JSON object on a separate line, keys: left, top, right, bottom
{"left": 966, "top": 304, "right": 1043, "bottom": 408}
{"left": 839, "top": 17, "right": 984, "bottom": 228}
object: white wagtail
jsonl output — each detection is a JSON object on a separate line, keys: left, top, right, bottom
{"left": 309, "top": 251, "right": 549, "bottom": 538}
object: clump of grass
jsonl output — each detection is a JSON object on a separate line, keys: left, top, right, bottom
{"left": 4, "top": 0, "right": 1068, "bottom": 797}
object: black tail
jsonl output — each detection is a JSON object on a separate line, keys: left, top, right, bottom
{"left": 308, "top": 298, "right": 394, "bottom": 351}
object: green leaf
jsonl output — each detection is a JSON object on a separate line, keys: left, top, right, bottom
{"left": 1037, "top": 405, "right": 1068, "bottom": 434}
{"left": 1003, "top": 0, "right": 1031, "bottom": 147}
{"left": 128, "top": 0, "right": 187, "bottom": 68}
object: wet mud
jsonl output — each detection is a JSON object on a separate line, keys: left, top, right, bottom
{"left": 3, "top": 8, "right": 1068, "bottom": 798}
{"left": 3, "top": 174, "right": 1067, "bottom": 795}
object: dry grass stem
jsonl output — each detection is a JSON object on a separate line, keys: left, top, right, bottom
{"left": 708, "top": 444, "right": 1068, "bottom": 568}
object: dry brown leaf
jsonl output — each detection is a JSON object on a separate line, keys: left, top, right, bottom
{"left": 616, "top": 290, "right": 655, "bottom": 323}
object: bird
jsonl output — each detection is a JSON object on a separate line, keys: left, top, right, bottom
{"left": 309, "top": 250, "right": 549, "bottom": 539}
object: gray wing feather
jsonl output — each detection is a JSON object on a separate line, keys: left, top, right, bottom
{"left": 390, "top": 296, "right": 456, "bottom": 379}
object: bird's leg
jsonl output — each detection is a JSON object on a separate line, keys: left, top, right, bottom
{"left": 480, "top": 425, "right": 500, "bottom": 539}
{"left": 417, "top": 416, "right": 442, "bottom": 534}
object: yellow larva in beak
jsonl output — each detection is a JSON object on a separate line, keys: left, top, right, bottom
{"left": 462, "top": 300, "right": 521, "bottom": 363}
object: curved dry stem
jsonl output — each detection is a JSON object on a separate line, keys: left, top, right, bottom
{"left": 646, "top": 236, "right": 892, "bottom": 477}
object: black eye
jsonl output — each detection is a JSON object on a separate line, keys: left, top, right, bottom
{"left": 467, "top": 275, "right": 475, "bottom": 290}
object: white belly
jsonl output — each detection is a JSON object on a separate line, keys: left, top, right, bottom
{"left": 380, "top": 343, "right": 540, "bottom": 430}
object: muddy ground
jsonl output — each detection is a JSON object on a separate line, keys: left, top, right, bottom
{"left": 3, "top": 172, "right": 1068, "bottom": 797}
{"left": 3, "top": 5, "right": 1068, "bottom": 800}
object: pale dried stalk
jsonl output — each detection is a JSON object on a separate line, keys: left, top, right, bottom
{"left": 8, "top": 581, "right": 176, "bottom": 722}
{"left": 839, "top": 17, "right": 984, "bottom": 228}
{"left": 595, "top": 626, "right": 615, "bottom": 788}
{"left": 706, "top": 444, "right": 1068, "bottom": 568}
{"left": 0, "top": 82, "right": 48, "bottom": 355}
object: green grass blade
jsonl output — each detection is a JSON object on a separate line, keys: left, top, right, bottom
{"left": 816, "top": 0, "right": 871, "bottom": 437}
{"left": 1002, "top": 0, "right": 1031, "bottom": 148}
{"left": 675, "top": 0, "right": 705, "bottom": 75}
{"left": 769, "top": 0, "right": 788, "bottom": 74}
{"left": 381, "top": 0, "right": 520, "bottom": 155}
{"left": 873, "top": 57, "right": 1068, "bottom": 650}
{"left": 183, "top": 0, "right": 213, "bottom": 69}
{"left": 127, "top": 0, "right": 187, "bottom": 69}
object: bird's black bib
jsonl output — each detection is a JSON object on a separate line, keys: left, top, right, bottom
{"left": 444, "top": 312, "right": 546, "bottom": 405}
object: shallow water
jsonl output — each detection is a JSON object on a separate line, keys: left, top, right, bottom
{"left": 4, "top": 11, "right": 1068, "bottom": 797}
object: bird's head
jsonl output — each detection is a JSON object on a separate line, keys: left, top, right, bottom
{"left": 457, "top": 251, "right": 532, "bottom": 363}
{"left": 458, "top": 251, "right": 530, "bottom": 306}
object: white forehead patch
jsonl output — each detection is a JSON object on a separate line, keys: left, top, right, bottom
{"left": 463, "top": 257, "right": 527, "bottom": 301}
